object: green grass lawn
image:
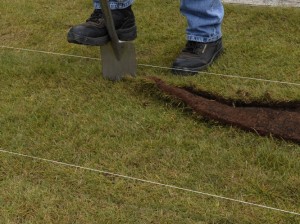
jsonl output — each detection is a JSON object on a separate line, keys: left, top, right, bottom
{"left": 1, "top": 0, "right": 300, "bottom": 223}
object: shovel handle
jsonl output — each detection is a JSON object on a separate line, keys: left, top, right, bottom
{"left": 99, "top": 0, "right": 122, "bottom": 60}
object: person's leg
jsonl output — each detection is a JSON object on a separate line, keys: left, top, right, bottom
{"left": 67, "top": 0, "right": 136, "bottom": 46}
{"left": 172, "top": 0, "right": 224, "bottom": 75}
{"left": 181, "top": 0, "right": 223, "bottom": 42}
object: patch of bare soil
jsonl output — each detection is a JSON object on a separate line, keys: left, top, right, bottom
{"left": 150, "top": 77, "right": 300, "bottom": 144}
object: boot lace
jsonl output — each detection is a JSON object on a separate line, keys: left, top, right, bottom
{"left": 86, "top": 9, "right": 104, "bottom": 23}
{"left": 183, "top": 41, "right": 207, "bottom": 55}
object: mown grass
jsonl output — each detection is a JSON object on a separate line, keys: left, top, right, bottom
{"left": 1, "top": 0, "right": 300, "bottom": 223}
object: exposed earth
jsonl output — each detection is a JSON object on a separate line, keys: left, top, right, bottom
{"left": 150, "top": 77, "right": 300, "bottom": 144}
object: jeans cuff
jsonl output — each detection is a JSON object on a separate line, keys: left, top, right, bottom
{"left": 94, "top": 0, "right": 133, "bottom": 10}
{"left": 187, "top": 34, "right": 222, "bottom": 43}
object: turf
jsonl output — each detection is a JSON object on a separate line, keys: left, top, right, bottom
{"left": 0, "top": 1, "right": 300, "bottom": 223}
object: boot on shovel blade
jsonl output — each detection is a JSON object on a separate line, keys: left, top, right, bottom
{"left": 99, "top": 0, "right": 137, "bottom": 81}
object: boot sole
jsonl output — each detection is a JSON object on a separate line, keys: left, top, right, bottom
{"left": 172, "top": 47, "right": 224, "bottom": 76}
{"left": 67, "top": 26, "right": 137, "bottom": 46}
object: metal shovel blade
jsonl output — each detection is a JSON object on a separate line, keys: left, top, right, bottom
{"left": 99, "top": 0, "right": 137, "bottom": 81}
{"left": 100, "top": 41, "right": 136, "bottom": 81}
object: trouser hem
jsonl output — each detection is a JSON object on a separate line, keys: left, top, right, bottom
{"left": 187, "top": 34, "right": 222, "bottom": 43}
{"left": 94, "top": 1, "right": 133, "bottom": 10}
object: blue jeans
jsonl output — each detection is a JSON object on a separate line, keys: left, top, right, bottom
{"left": 93, "top": 0, "right": 224, "bottom": 43}
{"left": 93, "top": 0, "right": 134, "bottom": 10}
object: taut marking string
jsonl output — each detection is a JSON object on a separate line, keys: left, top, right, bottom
{"left": 0, "top": 148, "right": 299, "bottom": 216}
{"left": 1, "top": 45, "right": 300, "bottom": 87}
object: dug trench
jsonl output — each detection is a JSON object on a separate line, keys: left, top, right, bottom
{"left": 148, "top": 77, "right": 300, "bottom": 144}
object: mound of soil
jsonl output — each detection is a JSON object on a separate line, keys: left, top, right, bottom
{"left": 150, "top": 77, "right": 300, "bottom": 144}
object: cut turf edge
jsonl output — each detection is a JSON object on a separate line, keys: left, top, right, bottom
{"left": 143, "top": 76, "right": 300, "bottom": 144}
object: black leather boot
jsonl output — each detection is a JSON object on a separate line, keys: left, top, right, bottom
{"left": 67, "top": 6, "right": 137, "bottom": 46}
{"left": 172, "top": 38, "right": 223, "bottom": 75}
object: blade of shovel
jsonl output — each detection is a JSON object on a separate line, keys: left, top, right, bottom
{"left": 99, "top": 0, "right": 136, "bottom": 81}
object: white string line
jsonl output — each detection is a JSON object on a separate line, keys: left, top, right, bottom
{"left": 0, "top": 46, "right": 101, "bottom": 61}
{"left": 138, "top": 63, "right": 300, "bottom": 86}
{"left": 1, "top": 148, "right": 299, "bottom": 216}
{"left": 1, "top": 45, "right": 300, "bottom": 87}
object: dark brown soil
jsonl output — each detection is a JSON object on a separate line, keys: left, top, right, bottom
{"left": 149, "top": 77, "right": 300, "bottom": 144}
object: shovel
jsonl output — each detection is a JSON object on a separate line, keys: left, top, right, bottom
{"left": 99, "top": 0, "right": 137, "bottom": 81}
